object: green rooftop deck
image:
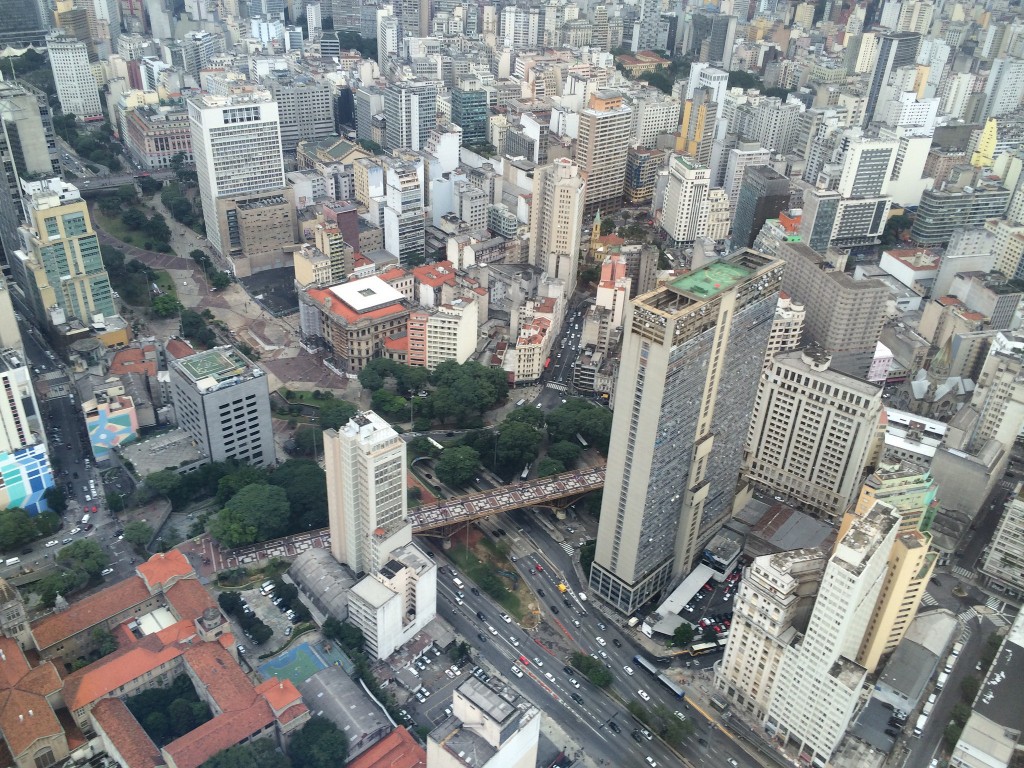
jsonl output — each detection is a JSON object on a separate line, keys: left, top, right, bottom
{"left": 669, "top": 261, "right": 754, "bottom": 300}
{"left": 178, "top": 346, "right": 250, "bottom": 382}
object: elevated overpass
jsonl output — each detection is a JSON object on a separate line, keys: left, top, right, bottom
{"left": 75, "top": 171, "right": 176, "bottom": 193}
{"left": 410, "top": 465, "right": 606, "bottom": 533}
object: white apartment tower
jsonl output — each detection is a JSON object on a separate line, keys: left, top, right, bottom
{"left": 188, "top": 92, "right": 285, "bottom": 256}
{"left": 715, "top": 549, "right": 827, "bottom": 720}
{"left": 765, "top": 502, "right": 901, "bottom": 765}
{"left": 324, "top": 411, "right": 412, "bottom": 577}
{"left": 529, "top": 158, "right": 585, "bottom": 293}
{"left": 383, "top": 155, "right": 425, "bottom": 266}
{"left": 47, "top": 35, "right": 102, "bottom": 119}
{"left": 744, "top": 346, "right": 883, "bottom": 519}
{"left": 724, "top": 140, "right": 770, "bottom": 216}
{"left": 661, "top": 154, "right": 710, "bottom": 245}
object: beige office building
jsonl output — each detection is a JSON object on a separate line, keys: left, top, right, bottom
{"left": 528, "top": 157, "right": 585, "bottom": 292}
{"left": 744, "top": 346, "right": 884, "bottom": 520}
{"left": 589, "top": 250, "right": 784, "bottom": 614}
{"left": 762, "top": 292, "right": 805, "bottom": 370}
{"left": 575, "top": 90, "right": 632, "bottom": 218}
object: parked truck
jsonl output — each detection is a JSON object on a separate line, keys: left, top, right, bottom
{"left": 936, "top": 672, "right": 949, "bottom": 691}
{"left": 913, "top": 714, "right": 928, "bottom": 737}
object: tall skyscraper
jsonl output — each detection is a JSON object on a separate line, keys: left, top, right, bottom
{"left": 383, "top": 81, "right": 438, "bottom": 152}
{"left": 982, "top": 57, "right": 1024, "bottom": 120}
{"left": 575, "top": 90, "right": 632, "bottom": 218}
{"left": 660, "top": 154, "right": 710, "bottom": 245}
{"left": 188, "top": 91, "right": 286, "bottom": 258}
{"left": 382, "top": 154, "right": 425, "bottom": 266}
{"left": 731, "top": 166, "right": 789, "bottom": 249}
{"left": 723, "top": 140, "right": 770, "bottom": 217}
{"left": 0, "top": 82, "right": 60, "bottom": 180}
{"left": 168, "top": 345, "right": 277, "bottom": 468}
{"left": 765, "top": 502, "right": 900, "bottom": 764}
{"left": 744, "top": 346, "right": 883, "bottom": 520}
{"left": 528, "top": 158, "right": 585, "bottom": 292}
{"left": 46, "top": 35, "right": 103, "bottom": 120}
{"left": 865, "top": 31, "right": 920, "bottom": 125}
{"left": 12, "top": 178, "right": 114, "bottom": 325}
{"left": 762, "top": 292, "right": 805, "bottom": 370}
{"left": 451, "top": 76, "right": 488, "bottom": 148}
{"left": 324, "top": 411, "right": 411, "bottom": 577}
{"left": 589, "top": 250, "right": 784, "bottom": 614}
{"left": 981, "top": 485, "right": 1024, "bottom": 597}
{"left": 0, "top": 0, "right": 47, "bottom": 49}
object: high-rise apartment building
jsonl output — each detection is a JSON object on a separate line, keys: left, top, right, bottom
{"left": 865, "top": 32, "right": 921, "bottom": 124}
{"left": 966, "top": 333, "right": 1024, "bottom": 452}
{"left": 168, "top": 346, "right": 276, "bottom": 468}
{"left": 744, "top": 346, "right": 883, "bottom": 519}
{"left": 384, "top": 81, "right": 438, "bottom": 152}
{"left": 762, "top": 292, "right": 805, "bottom": 370}
{"left": 47, "top": 35, "right": 103, "bottom": 120}
{"left": 528, "top": 158, "right": 585, "bottom": 292}
{"left": 766, "top": 502, "right": 900, "bottom": 765}
{"left": 12, "top": 179, "right": 115, "bottom": 325}
{"left": 188, "top": 92, "right": 286, "bottom": 258}
{"left": 731, "top": 166, "right": 790, "bottom": 249}
{"left": 910, "top": 184, "right": 1011, "bottom": 245}
{"left": 589, "top": 250, "right": 784, "bottom": 614}
{"left": 778, "top": 240, "right": 888, "bottom": 377}
{"left": 855, "top": 458, "right": 938, "bottom": 533}
{"left": 451, "top": 77, "right": 489, "bottom": 147}
{"left": 264, "top": 74, "right": 334, "bottom": 151}
{"left": 715, "top": 549, "right": 827, "bottom": 720}
{"left": 982, "top": 57, "right": 1024, "bottom": 121}
{"left": 407, "top": 298, "right": 479, "bottom": 371}
{"left": 723, "top": 140, "right": 770, "bottom": 217}
{"left": 575, "top": 90, "right": 632, "bottom": 218}
{"left": 624, "top": 147, "right": 665, "bottom": 205}
{"left": 981, "top": 484, "right": 1024, "bottom": 598}
{"left": 0, "top": 81, "right": 59, "bottom": 180}
{"left": 382, "top": 155, "right": 425, "bottom": 266}
{"left": 324, "top": 411, "right": 412, "bottom": 577}
{"left": 660, "top": 154, "right": 710, "bottom": 245}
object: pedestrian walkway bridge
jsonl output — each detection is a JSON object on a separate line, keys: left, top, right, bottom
{"left": 410, "top": 465, "right": 606, "bottom": 533}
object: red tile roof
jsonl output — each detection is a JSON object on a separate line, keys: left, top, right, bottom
{"left": 384, "top": 334, "right": 409, "bottom": 351}
{"left": 31, "top": 576, "right": 153, "bottom": 651}
{"left": 412, "top": 261, "right": 456, "bottom": 288}
{"left": 165, "top": 339, "right": 196, "bottom": 360}
{"left": 182, "top": 642, "right": 257, "bottom": 715}
{"left": 306, "top": 287, "right": 407, "bottom": 325}
{"left": 165, "top": 578, "right": 217, "bottom": 622}
{"left": 347, "top": 727, "right": 425, "bottom": 768}
{"left": 91, "top": 697, "right": 162, "bottom": 768}
{"left": 137, "top": 550, "right": 192, "bottom": 591}
{"left": 379, "top": 267, "right": 408, "bottom": 282}
{"left": 254, "top": 679, "right": 303, "bottom": 714}
{"left": 109, "top": 347, "right": 158, "bottom": 377}
{"left": 63, "top": 634, "right": 184, "bottom": 711}
{"left": 161, "top": 700, "right": 275, "bottom": 768}
{"left": 0, "top": 688, "right": 64, "bottom": 756}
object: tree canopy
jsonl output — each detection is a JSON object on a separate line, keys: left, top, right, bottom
{"left": 435, "top": 446, "right": 480, "bottom": 488}
{"left": 545, "top": 399, "right": 612, "bottom": 454}
{"left": 288, "top": 718, "right": 348, "bottom": 768}
{"left": 203, "top": 737, "right": 290, "bottom": 768}
{"left": 207, "top": 484, "right": 291, "bottom": 548}
{"left": 270, "top": 460, "right": 329, "bottom": 531}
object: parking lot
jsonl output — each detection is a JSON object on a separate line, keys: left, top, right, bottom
{"left": 393, "top": 647, "right": 477, "bottom": 728}
{"left": 233, "top": 584, "right": 299, "bottom": 650}
{"left": 681, "top": 566, "right": 742, "bottom": 639}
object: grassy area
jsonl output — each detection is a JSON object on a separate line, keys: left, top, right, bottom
{"left": 92, "top": 206, "right": 145, "bottom": 247}
{"left": 278, "top": 389, "right": 323, "bottom": 405}
{"left": 153, "top": 270, "right": 177, "bottom": 297}
{"left": 449, "top": 537, "right": 537, "bottom": 624}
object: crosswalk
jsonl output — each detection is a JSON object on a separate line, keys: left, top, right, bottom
{"left": 546, "top": 382, "right": 568, "bottom": 392}
{"left": 559, "top": 541, "right": 575, "bottom": 555}
{"left": 986, "top": 596, "right": 1004, "bottom": 611}
{"left": 958, "top": 607, "right": 979, "bottom": 624}
{"left": 952, "top": 566, "right": 975, "bottom": 580}
{"left": 920, "top": 592, "right": 939, "bottom": 607}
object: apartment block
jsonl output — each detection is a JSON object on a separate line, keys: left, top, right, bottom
{"left": 575, "top": 90, "right": 632, "bottom": 218}
{"left": 407, "top": 297, "right": 479, "bottom": 370}
{"left": 762, "top": 292, "right": 805, "bottom": 371}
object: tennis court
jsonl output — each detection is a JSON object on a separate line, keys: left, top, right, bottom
{"left": 258, "top": 641, "right": 329, "bottom": 685}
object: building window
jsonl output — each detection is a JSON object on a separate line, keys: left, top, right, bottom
{"left": 34, "top": 748, "right": 55, "bottom": 768}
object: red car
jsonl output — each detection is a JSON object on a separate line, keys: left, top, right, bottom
{"left": 535, "top": 564, "right": 544, "bottom": 572}
{"left": 518, "top": 654, "right": 530, "bottom": 666}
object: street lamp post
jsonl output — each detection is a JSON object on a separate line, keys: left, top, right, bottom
{"left": 493, "top": 430, "right": 500, "bottom": 470}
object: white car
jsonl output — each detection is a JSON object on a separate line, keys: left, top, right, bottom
{"left": 569, "top": 678, "right": 580, "bottom": 688}
{"left": 488, "top": 625, "right": 499, "bottom": 635}
{"left": 646, "top": 759, "right": 658, "bottom": 767}
{"left": 674, "top": 711, "right": 686, "bottom": 721}
{"left": 511, "top": 665, "right": 523, "bottom": 678}
{"left": 45, "top": 540, "right": 59, "bottom": 548}
{"left": 509, "top": 636, "right": 520, "bottom": 647}
{"left": 623, "top": 665, "right": 634, "bottom": 676}
{"left": 100, "top": 567, "right": 114, "bottom": 576}
{"left": 500, "top": 612, "right": 512, "bottom": 623}
{"left": 532, "top": 657, "right": 544, "bottom": 667}
{"left": 70, "top": 527, "right": 81, "bottom": 535}
{"left": 637, "top": 689, "right": 651, "bottom": 701}
{"left": 596, "top": 637, "right": 606, "bottom": 646}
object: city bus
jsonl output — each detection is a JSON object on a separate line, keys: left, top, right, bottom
{"left": 688, "top": 641, "right": 722, "bottom": 657}
{"left": 633, "top": 655, "right": 660, "bottom": 676}
{"left": 576, "top": 433, "right": 588, "bottom": 448}
{"left": 520, "top": 463, "right": 531, "bottom": 480}
{"left": 427, "top": 437, "right": 444, "bottom": 452}
{"left": 657, "top": 673, "right": 686, "bottom": 699}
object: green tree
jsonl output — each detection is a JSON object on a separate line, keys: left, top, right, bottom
{"left": 152, "top": 293, "right": 183, "bottom": 317}
{"left": 435, "top": 445, "right": 481, "bottom": 488}
{"left": 146, "top": 469, "right": 183, "bottom": 497}
{"left": 0, "top": 507, "right": 38, "bottom": 550}
{"left": 168, "top": 697, "right": 196, "bottom": 735}
{"left": 215, "top": 465, "right": 268, "bottom": 505}
{"left": 249, "top": 621, "right": 273, "bottom": 645}
{"left": 218, "top": 591, "right": 243, "bottom": 615}
{"left": 322, "top": 618, "right": 365, "bottom": 653}
{"left": 210, "top": 271, "right": 231, "bottom": 290}
{"left": 270, "top": 460, "right": 328, "bottom": 531}
{"left": 43, "top": 487, "right": 68, "bottom": 515}
{"left": 144, "top": 712, "right": 170, "bottom": 744}
{"left": 547, "top": 440, "right": 582, "bottom": 466}
{"left": 672, "top": 623, "right": 695, "bottom": 647}
{"left": 207, "top": 484, "right": 291, "bottom": 548}
{"left": 57, "top": 539, "right": 110, "bottom": 577}
{"left": 536, "top": 458, "right": 565, "bottom": 477}
{"left": 450, "top": 640, "right": 471, "bottom": 663}
{"left": 701, "top": 626, "right": 718, "bottom": 642}
{"left": 34, "top": 511, "right": 61, "bottom": 537}
{"left": 944, "top": 722, "right": 964, "bottom": 752}
{"left": 961, "top": 675, "right": 981, "bottom": 704}
{"left": 288, "top": 717, "right": 348, "bottom": 768}
{"left": 106, "top": 492, "right": 125, "bottom": 513}
{"left": 495, "top": 421, "right": 543, "bottom": 473}
{"left": 318, "top": 398, "right": 358, "bottom": 430}
{"left": 203, "top": 738, "right": 291, "bottom": 768}
{"left": 91, "top": 627, "right": 119, "bottom": 656}
{"left": 569, "top": 652, "right": 613, "bottom": 687}
{"left": 123, "top": 521, "right": 154, "bottom": 549}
